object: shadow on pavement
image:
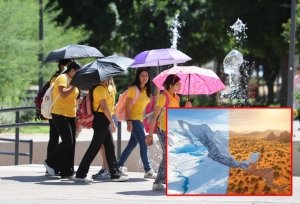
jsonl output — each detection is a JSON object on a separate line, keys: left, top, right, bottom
{"left": 1, "top": 175, "right": 57, "bottom": 183}
{"left": 116, "top": 190, "right": 165, "bottom": 196}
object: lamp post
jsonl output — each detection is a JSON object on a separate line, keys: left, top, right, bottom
{"left": 287, "top": 0, "right": 296, "bottom": 107}
{"left": 38, "top": 0, "right": 44, "bottom": 91}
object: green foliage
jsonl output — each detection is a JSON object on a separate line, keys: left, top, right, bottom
{"left": 0, "top": 0, "right": 89, "bottom": 108}
{"left": 282, "top": 4, "right": 300, "bottom": 54}
{"left": 8, "top": 0, "right": 292, "bottom": 106}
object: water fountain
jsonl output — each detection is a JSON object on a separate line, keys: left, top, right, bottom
{"left": 170, "top": 13, "right": 182, "bottom": 50}
{"left": 221, "top": 18, "right": 252, "bottom": 107}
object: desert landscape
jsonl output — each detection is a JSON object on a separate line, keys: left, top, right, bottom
{"left": 227, "top": 130, "right": 291, "bottom": 195}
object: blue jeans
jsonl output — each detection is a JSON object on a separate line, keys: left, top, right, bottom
{"left": 118, "top": 120, "right": 151, "bottom": 172}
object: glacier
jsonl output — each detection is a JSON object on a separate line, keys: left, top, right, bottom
{"left": 167, "top": 120, "right": 260, "bottom": 194}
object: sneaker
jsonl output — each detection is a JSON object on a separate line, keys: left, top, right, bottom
{"left": 144, "top": 169, "right": 157, "bottom": 179}
{"left": 119, "top": 166, "right": 128, "bottom": 173}
{"left": 92, "top": 168, "right": 110, "bottom": 179}
{"left": 74, "top": 177, "right": 93, "bottom": 183}
{"left": 111, "top": 174, "right": 129, "bottom": 182}
{"left": 43, "top": 161, "right": 55, "bottom": 176}
{"left": 45, "top": 170, "right": 60, "bottom": 176}
{"left": 152, "top": 182, "right": 165, "bottom": 191}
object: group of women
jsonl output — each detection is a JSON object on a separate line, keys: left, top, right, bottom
{"left": 43, "top": 61, "right": 189, "bottom": 191}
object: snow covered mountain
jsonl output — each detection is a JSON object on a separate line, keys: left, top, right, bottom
{"left": 167, "top": 120, "right": 260, "bottom": 195}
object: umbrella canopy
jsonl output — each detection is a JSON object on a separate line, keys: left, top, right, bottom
{"left": 152, "top": 66, "right": 225, "bottom": 96}
{"left": 130, "top": 48, "right": 191, "bottom": 68}
{"left": 70, "top": 55, "right": 134, "bottom": 90}
{"left": 44, "top": 44, "right": 104, "bottom": 63}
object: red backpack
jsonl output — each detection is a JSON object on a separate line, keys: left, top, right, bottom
{"left": 143, "top": 92, "right": 170, "bottom": 133}
{"left": 76, "top": 85, "right": 101, "bottom": 129}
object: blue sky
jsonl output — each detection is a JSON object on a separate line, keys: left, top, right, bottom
{"left": 168, "top": 108, "right": 229, "bottom": 132}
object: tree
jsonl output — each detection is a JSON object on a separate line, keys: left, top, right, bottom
{"left": 46, "top": 0, "right": 291, "bottom": 105}
{"left": 0, "top": 0, "right": 88, "bottom": 107}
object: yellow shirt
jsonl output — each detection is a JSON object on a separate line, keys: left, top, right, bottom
{"left": 127, "top": 86, "right": 150, "bottom": 121}
{"left": 51, "top": 74, "right": 79, "bottom": 117}
{"left": 93, "top": 84, "right": 114, "bottom": 114}
{"left": 156, "top": 91, "right": 179, "bottom": 131}
{"left": 108, "top": 85, "right": 116, "bottom": 114}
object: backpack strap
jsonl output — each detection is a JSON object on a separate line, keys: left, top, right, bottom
{"left": 155, "top": 91, "right": 170, "bottom": 122}
{"left": 163, "top": 91, "right": 170, "bottom": 108}
{"left": 131, "top": 85, "right": 141, "bottom": 106}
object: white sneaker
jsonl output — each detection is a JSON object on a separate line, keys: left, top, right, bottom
{"left": 144, "top": 169, "right": 157, "bottom": 179}
{"left": 74, "top": 177, "right": 93, "bottom": 183}
{"left": 43, "top": 161, "right": 55, "bottom": 176}
{"left": 119, "top": 166, "right": 128, "bottom": 173}
{"left": 111, "top": 175, "right": 129, "bottom": 182}
{"left": 152, "top": 182, "right": 165, "bottom": 191}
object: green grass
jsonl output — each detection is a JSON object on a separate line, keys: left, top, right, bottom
{"left": 21, "top": 126, "right": 49, "bottom": 134}
{"left": 3, "top": 126, "right": 49, "bottom": 134}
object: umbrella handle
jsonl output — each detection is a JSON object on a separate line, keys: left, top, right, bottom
{"left": 188, "top": 74, "right": 190, "bottom": 100}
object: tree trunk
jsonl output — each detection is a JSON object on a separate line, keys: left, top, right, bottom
{"left": 279, "top": 52, "right": 289, "bottom": 106}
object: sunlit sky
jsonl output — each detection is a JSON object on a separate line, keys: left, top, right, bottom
{"left": 168, "top": 109, "right": 229, "bottom": 132}
{"left": 229, "top": 109, "right": 291, "bottom": 132}
{"left": 167, "top": 108, "right": 291, "bottom": 133}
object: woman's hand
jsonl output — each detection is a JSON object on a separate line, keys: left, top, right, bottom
{"left": 145, "top": 135, "right": 153, "bottom": 146}
{"left": 127, "top": 121, "right": 133, "bottom": 133}
{"left": 110, "top": 123, "right": 116, "bottom": 133}
{"left": 185, "top": 100, "right": 192, "bottom": 107}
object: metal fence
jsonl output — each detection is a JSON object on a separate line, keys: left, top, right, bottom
{"left": 0, "top": 106, "right": 123, "bottom": 165}
{"left": 0, "top": 106, "right": 48, "bottom": 165}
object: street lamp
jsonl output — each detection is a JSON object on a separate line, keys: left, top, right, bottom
{"left": 287, "top": 0, "right": 296, "bottom": 107}
{"left": 38, "top": 0, "right": 44, "bottom": 91}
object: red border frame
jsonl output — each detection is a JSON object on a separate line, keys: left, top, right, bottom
{"left": 165, "top": 107, "right": 293, "bottom": 196}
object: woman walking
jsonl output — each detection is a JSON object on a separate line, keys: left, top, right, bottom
{"left": 75, "top": 78, "right": 128, "bottom": 183}
{"left": 44, "top": 61, "right": 80, "bottom": 179}
{"left": 145, "top": 74, "right": 191, "bottom": 190}
{"left": 117, "top": 68, "right": 156, "bottom": 179}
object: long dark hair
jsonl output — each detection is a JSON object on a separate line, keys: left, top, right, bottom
{"left": 163, "top": 74, "right": 180, "bottom": 90}
{"left": 51, "top": 59, "right": 72, "bottom": 79}
{"left": 65, "top": 61, "right": 81, "bottom": 73}
{"left": 131, "top": 68, "right": 151, "bottom": 97}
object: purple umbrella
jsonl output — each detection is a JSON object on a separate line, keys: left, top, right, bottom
{"left": 131, "top": 48, "right": 191, "bottom": 68}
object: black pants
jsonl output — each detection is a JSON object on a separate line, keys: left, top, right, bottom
{"left": 46, "top": 114, "right": 76, "bottom": 176}
{"left": 47, "top": 119, "right": 59, "bottom": 158}
{"left": 76, "top": 112, "right": 119, "bottom": 178}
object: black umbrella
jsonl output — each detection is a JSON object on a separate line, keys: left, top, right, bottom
{"left": 70, "top": 55, "right": 134, "bottom": 90}
{"left": 44, "top": 44, "right": 104, "bottom": 63}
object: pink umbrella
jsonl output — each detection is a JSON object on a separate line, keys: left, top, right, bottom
{"left": 152, "top": 66, "right": 225, "bottom": 97}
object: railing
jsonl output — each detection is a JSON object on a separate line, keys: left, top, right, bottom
{"left": 0, "top": 107, "right": 48, "bottom": 165}
{"left": 0, "top": 107, "right": 123, "bottom": 165}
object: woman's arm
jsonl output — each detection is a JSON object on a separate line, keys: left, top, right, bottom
{"left": 125, "top": 97, "right": 133, "bottom": 132}
{"left": 145, "top": 105, "right": 163, "bottom": 145}
{"left": 99, "top": 99, "right": 116, "bottom": 133}
{"left": 58, "top": 85, "right": 75, "bottom": 98}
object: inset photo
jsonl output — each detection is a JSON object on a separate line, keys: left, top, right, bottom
{"left": 167, "top": 108, "right": 292, "bottom": 196}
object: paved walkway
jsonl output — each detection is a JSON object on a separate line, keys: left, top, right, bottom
{"left": 0, "top": 121, "right": 299, "bottom": 203}
{"left": 0, "top": 164, "right": 299, "bottom": 204}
